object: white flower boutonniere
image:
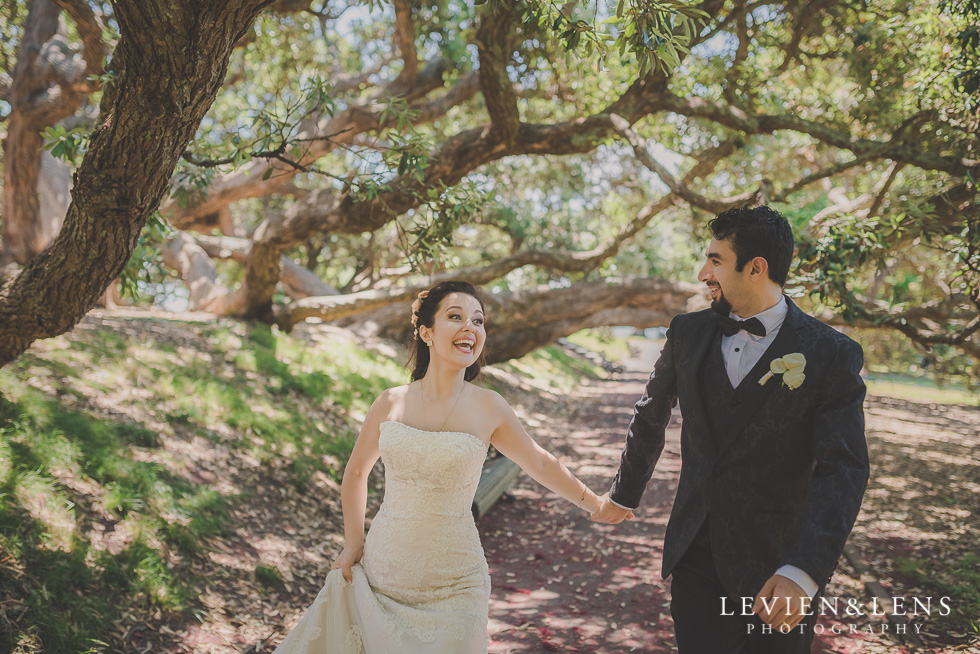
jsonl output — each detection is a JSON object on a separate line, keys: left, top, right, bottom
{"left": 759, "top": 353, "right": 807, "bottom": 389}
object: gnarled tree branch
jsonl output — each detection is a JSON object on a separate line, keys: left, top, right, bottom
{"left": 335, "top": 277, "right": 707, "bottom": 365}
{"left": 610, "top": 114, "right": 765, "bottom": 212}
{"left": 659, "top": 93, "right": 976, "bottom": 176}
{"left": 52, "top": 0, "right": 107, "bottom": 88}
{"left": 1, "top": 0, "right": 105, "bottom": 265}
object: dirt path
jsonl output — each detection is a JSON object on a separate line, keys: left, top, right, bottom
{"left": 481, "top": 364, "right": 679, "bottom": 653}
{"left": 479, "top": 342, "right": 940, "bottom": 654}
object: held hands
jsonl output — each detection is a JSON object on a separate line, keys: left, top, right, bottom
{"left": 590, "top": 493, "right": 635, "bottom": 524}
{"left": 330, "top": 545, "right": 363, "bottom": 584}
{"left": 752, "top": 574, "right": 809, "bottom": 631}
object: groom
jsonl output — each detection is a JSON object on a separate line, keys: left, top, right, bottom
{"left": 593, "top": 206, "right": 870, "bottom": 653}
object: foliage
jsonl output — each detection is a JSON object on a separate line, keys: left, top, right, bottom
{"left": 794, "top": 197, "right": 980, "bottom": 386}
{"left": 396, "top": 180, "right": 492, "bottom": 269}
{"left": 174, "top": 73, "right": 338, "bottom": 201}
{"left": 941, "top": 0, "right": 980, "bottom": 108}
{"left": 517, "top": 0, "right": 709, "bottom": 76}
{"left": 0, "top": 1, "right": 28, "bottom": 94}
{"left": 119, "top": 212, "right": 174, "bottom": 302}
{"left": 41, "top": 124, "right": 90, "bottom": 166}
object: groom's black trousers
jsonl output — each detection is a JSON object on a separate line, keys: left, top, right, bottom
{"left": 670, "top": 522, "right": 819, "bottom": 654}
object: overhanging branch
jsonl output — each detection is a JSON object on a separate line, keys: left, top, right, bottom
{"left": 610, "top": 114, "right": 764, "bottom": 212}
{"left": 660, "top": 93, "right": 977, "bottom": 176}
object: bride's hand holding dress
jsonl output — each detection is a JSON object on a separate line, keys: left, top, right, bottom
{"left": 330, "top": 390, "right": 383, "bottom": 585}
{"left": 331, "top": 544, "right": 362, "bottom": 584}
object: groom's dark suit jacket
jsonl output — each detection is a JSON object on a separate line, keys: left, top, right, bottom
{"left": 610, "top": 297, "right": 870, "bottom": 602}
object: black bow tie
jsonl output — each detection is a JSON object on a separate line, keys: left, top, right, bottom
{"left": 716, "top": 314, "right": 767, "bottom": 338}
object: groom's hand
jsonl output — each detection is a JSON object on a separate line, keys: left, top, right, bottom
{"left": 752, "top": 575, "right": 809, "bottom": 632}
{"left": 590, "top": 494, "right": 635, "bottom": 524}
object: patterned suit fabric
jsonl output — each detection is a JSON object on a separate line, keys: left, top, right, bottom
{"left": 610, "top": 297, "right": 870, "bottom": 602}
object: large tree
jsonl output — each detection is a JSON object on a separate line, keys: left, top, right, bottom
{"left": 0, "top": 0, "right": 274, "bottom": 365}
{"left": 1, "top": 0, "right": 977, "bottom": 375}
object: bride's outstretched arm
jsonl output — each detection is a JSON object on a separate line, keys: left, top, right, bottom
{"left": 331, "top": 392, "right": 386, "bottom": 581}
{"left": 488, "top": 393, "right": 603, "bottom": 514}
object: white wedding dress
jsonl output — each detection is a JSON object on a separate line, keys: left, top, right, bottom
{"left": 272, "top": 420, "right": 492, "bottom": 654}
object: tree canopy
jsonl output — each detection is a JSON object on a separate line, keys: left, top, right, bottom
{"left": 0, "top": 0, "right": 977, "bottom": 380}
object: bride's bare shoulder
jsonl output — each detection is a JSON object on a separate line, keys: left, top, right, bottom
{"left": 385, "top": 383, "right": 415, "bottom": 398}
{"left": 379, "top": 383, "right": 415, "bottom": 407}
{"left": 367, "top": 383, "right": 412, "bottom": 416}
{"left": 467, "top": 384, "right": 509, "bottom": 411}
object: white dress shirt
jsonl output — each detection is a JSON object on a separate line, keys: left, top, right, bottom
{"left": 613, "top": 296, "right": 819, "bottom": 599}
{"left": 721, "top": 297, "right": 788, "bottom": 388}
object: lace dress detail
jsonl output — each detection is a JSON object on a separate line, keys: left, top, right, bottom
{"left": 271, "top": 421, "right": 491, "bottom": 654}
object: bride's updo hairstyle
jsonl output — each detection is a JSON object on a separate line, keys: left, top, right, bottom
{"left": 408, "top": 280, "right": 487, "bottom": 382}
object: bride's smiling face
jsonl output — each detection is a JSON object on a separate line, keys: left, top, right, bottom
{"left": 418, "top": 292, "right": 486, "bottom": 367}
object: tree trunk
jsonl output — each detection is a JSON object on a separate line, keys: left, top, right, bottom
{"left": 36, "top": 151, "right": 72, "bottom": 246}
{"left": 161, "top": 232, "right": 336, "bottom": 312}
{"left": 1, "top": 0, "right": 62, "bottom": 265}
{"left": 161, "top": 231, "right": 239, "bottom": 312}
{"left": 2, "top": 111, "right": 47, "bottom": 264}
{"left": 0, "top": 0, "right": 273, "bottom": 367}
{"left": 196, "top": 234, "right": 339, "bottom": 298}
{"left": 1, "top": 0, "right": 105, "bottom": 266}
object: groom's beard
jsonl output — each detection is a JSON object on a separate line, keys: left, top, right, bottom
{"left": 708, "top": 286, "right": 733, "bottom": 316}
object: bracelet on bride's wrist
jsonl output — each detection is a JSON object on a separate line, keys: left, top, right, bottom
{"left": 578, "top": 485, "right": 588, "bottom": 508}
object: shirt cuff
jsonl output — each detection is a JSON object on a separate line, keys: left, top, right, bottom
{"left": 609, "top": 498, "right": 637, "bottom": 511}
{"left": 775, "top": 565, "right": 819, "bottom": 599}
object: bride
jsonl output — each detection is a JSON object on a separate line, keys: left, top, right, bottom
{"left": 271, "top": 280, "right": 616, "bottom": 653}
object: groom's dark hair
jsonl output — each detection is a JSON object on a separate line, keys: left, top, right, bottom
{"left": 708, "top": 205, "right": 794, "bottom": 287}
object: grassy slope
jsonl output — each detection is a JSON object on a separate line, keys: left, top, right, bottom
{"left": 0, "top": 313, "right": 604, "bottom": 654}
